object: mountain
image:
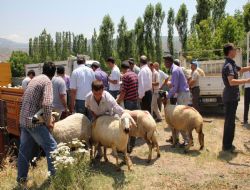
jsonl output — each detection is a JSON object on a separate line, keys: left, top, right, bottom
{"left": 0, "top": 38, "right": 28, "bottom": 61}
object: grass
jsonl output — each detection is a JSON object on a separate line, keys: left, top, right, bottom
{"left": 1, "top": 114, "right": 250, "bottom": 190}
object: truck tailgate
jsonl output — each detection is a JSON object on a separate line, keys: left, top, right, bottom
{"left": 199, "top": 76, "right": 224, "bottom": 96}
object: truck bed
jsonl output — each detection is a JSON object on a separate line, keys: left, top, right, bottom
{"left": 199, "top": 76, "right": 224, "bottom": 96}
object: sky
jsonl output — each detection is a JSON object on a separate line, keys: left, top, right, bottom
{"left": 0, "top": 0, "right": 248, "bottom": 43}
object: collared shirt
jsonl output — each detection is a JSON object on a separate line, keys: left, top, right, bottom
{"left": 158, "top": 70, "right": 169, "bottom": 87}
{"left": 70, "top": 64, "right": 95, "bottom": 100}
{"left": 242, "top": 71, "right": 250, "bottom": 88}
{"left": 133, "top": 65, "right": 140, "bottom": 75}
{"left": 21, "top": 77, "right": 31, "bottom": 90}
{"left": 109, "top": 65, "right": 121, "bottom": 91}
{"left": 52, "top": 76, "right": 67, "bottom": 111}
{"left": 168, "top": 64, "right": 189, "bottom": 98}
{"left": 121, "top": 70, "right": 138, "bottom": 101}
{"left": 94, "top": 68, "right": 108, "bottom": 90}
{"left": 222, "top": 58, "right": 240, "bottom": 102}
{"left": 152, "top": 69, "right": 160, "bottom": 93}
{"left": 138, "top": 64, "right": 152, "bottom": 99}
{"left": 20, "top": 74, "right": 53, "bottom": 128}
{"left": 190, "top": 69, "right": 200, "bottom": 88}
{"left": 85, "top": 91, "right": 124, "bottom": 117}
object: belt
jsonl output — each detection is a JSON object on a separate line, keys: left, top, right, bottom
{"left": 191, "top": 86, "right": 199, "bottom": 89}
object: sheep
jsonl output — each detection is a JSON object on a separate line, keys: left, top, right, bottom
{"left": 163, "top": 99, "right": 204, "bottom": 152}
{"left": 91, "top": 112, "right": 136, "bottom": 171}
{"left": 124, "top": 110, "right": 160, "bottom": 162}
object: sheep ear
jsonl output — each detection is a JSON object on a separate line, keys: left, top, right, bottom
{"left": 129, "top": 115, "right": 137, "bottom": 128}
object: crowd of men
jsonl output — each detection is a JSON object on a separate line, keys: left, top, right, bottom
{"left": 17, "top": 43, "right": 250, "bottom": 186}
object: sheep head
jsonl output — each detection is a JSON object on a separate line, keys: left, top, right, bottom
{"left": 120, "top": 112, "right": 137, "bottom": 134}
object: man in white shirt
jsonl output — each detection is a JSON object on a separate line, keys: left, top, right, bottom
{"left": 22, "top": 70, "right": 35, "bottom": 90}
{"left": 149, "top": 62, "right": 162, "bottom": 122}
{"left": 70, "top": 55, "right": 95, "bottom": 118}
{"left": 107, "top": 57, "right": 121, "bottom": 99}
{"left": 138, "top": 55, "right": 152, "bottom": 113}
{"left": 189, "top": 60, "right": 200, "bottom": 112}
{"left": 242, "top": 59, "right": 250, "bottom": 128}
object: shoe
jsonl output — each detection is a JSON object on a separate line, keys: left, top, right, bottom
{"left": 222, "top": 145, "right": 237, "bottom": 153}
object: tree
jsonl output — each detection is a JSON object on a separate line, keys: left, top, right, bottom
{"left": 144, "top": 4, "right": 155, "bottom": 61}
{"left": 211, "top": 0, "right": 227, "bottom": 28}
{"left": 190, "top": 14, "right": 197, "bottom": 34}
{"left": 39, "top": 29, "right": 48, "bottom": 62}
{"left": 134, "top": 17, "right": 145, "bottom": 60}
{"left": 154, "top": 2, "right": 165, "bottom": 64}
{"left": 195, "top": 0, "right": 212, "bottom": 24}
{"left": 98, "top": 15, "right": 115, "bottom": 60}
{"left": 243, "top": 3, "right": 250, "bottom": 32}
{"left": 28, "top": 38, "right": 33, "bottom": 57}
{"left": 117, "top": 16, "right": 128, "bottom": 61}
{"left": 175, "top": 3, "right": 188, "bottom": 52}
{"left": 32, "top": 37, "right": 39, "bottom": 63}
{"left": 167, "top": 8, "right": 175, "bottom": 55}
{"left": 91, "top": 28, "right": 99, "bottom": 60}
{"left": 55, "top": 32, "right": 62, "bottom": 60}
{"left": 9, "top": 51, "right": 31, "bottom": 77}
{"left": 124, "top": 30, "right": 136, "bottom": 59}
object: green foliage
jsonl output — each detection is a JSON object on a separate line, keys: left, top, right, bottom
{"left": 243, "top": 3, "right": 250, "bottom": 32}
{"left": 117, "top": 16, "right": 128, "bottom": 61}
{"left": 175, "top": 3, "right": 188, "bottom": 51}
{"left": 195, "top": 0, "right": 213, "bottom": 24}
{"left": 167, "top": 8, "right": 175, "bottom": 55}
{"left": 154, "top": 2, "right": 165, "bottom": 64}
{"left": 98, "top": 15, "right": 115, "bottom": 60}
{"left": 9, "top": 51, "right": 31, "bottom": 77}
{"left": 91, "top": 28, "right": 99, "bottom": 60}
{"left": 144, "top": 4, "right": 155, "bottom": 61}
{"left": 211, "top": 0, "right": 227, "bottom": 28}
{"left": 134, "top": 17, "right": 145, "bottom": 61}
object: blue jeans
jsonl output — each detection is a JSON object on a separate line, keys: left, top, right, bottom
{"left": 75, "top": 100, "right": 92, "bottom": 120}
{"left": 124, "top": 100, "right": 138, "bottom": 110}
{"left": 109, "top": 90, "right": 119, "bottom": 99}
{"left": 17, "top": 125, "right": 57, "bottom": 182}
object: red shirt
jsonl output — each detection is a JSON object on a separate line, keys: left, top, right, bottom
{"left": 121, "top": 71, "right": 138, "bottom": 101}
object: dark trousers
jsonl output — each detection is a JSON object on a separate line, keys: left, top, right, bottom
{"left": 140, "top": 90, "right": 152, "bottom": 113}
{"left": 244, "top": 88, "right": 250, "bottom": 123}
{"left": 157, "top": 96, "right": 162, "bottom": 112}
{"left": 191, "top": 87, "right": 200, "bottom": 112}
{"left": 75, "top": 100, "right": 92, "bottom": 120}
{"left": 223, "top": 101, "right": 238, "bottom": 150}
{"left": 109, "top": 90, "right": 119, "bottom": 99}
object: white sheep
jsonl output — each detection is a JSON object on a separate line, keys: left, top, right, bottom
{"left": 91, "top": 112, "right": 136, "bottom": 171}
{"left": 125, "top": 110, "right": 160, "bottom": 162}
{"left": 164, "top": 100, "right": 204, "bottom": 152}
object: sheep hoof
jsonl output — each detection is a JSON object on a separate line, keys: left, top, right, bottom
{"left": 183, "top": 149, "right": 188, "bottom": 154}
{"left": 116, "top": 167, "right": 122, "bottom": 172}
{"left": 104, "top": 158, "right": 109, "bottom": 162}
{"left": 200, "top": 146, "right": 204, "bottom": 150}
{"left": 157, "top": 153, "right": 161, "bottom": 158}
{"left": 147, "top": 159, "right": 151, "bottom": 163}
{"left": 171, "top": 144, "right": 176, "bottom": 148}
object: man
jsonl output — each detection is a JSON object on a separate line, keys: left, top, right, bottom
{"left": 189, "top": 60, "right": 200, "bottom": 112}
{"left": 154, "top": 62, "right": 169, "bottom": 111}
{"left": 91, "top": 62, "right": 109, "bottom": 90}
{"left": 242, "top": 59, "right": 250, "bottom": 128}
{"left": 149, "top": 62, "right": 162, "bottom": 122}
{"left": 164, "top": 54, "right": 190, "bottom": 145}
{"left": 222, "top": 43, "right": 250, "bottom": 152}
{"left": 85, "top": 80, "right": 124, "bottom": 120}
{"left": 107, "top": 57, "right": 121, "bottom": 99}
{"left": 117, "top": 61, "right": 138, "bottom": 153}
{"left": 21, "top": 70, "right": 35, "bottom": 90}
{"left": 128, "top": 58, "right": 140, "bottom": 75}
{"left": 52, "top": 66, "right": 68, "bottom": 119}
{"left": 17, "top": 62, "right": 57, "bottom": 186}
{"left": 138, "top": 55, "right": 152, "bottom": 113}
{"left": 70, "top": 55, "right": 95, "bottom": 118}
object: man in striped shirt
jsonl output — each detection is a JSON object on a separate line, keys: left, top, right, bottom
{"left": 117, "top": 61, "right": 138, "bottom": 153}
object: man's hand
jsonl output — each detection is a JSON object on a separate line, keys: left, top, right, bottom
{"left": 246, "top": 78, "right": 250, "bottom": 83}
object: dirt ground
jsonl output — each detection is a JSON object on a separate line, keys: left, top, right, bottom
{"left": 1, "top": 98, "right": 250, "bottom": 190}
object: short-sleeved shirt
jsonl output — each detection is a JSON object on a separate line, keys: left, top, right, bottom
{"left": 94, "top": 68, "right": 108, "bottom": 90}
{"left": 22, "top": 77, "right": 31, "bottom": 90}
{"left": 138, "top": 64, "right": 152, "bottom": 99}
{"left": 222, "top": 58, "right": 241, "bottom": 102}
{"left": 190, "top": 70, "right": 199, "bottom": 88}
{"left": 242, "top": 71, "right": 250, "bottom": 88}
{"left": 152, "top": 70, "right": 160, "bottom": 93}
{"left": 121, "top": 70, "right": 138, "bottom": 101}
{"left": 20, "top": 74, "right": 53, "bottom": 128}
{"left": 70, "top": 64, "right": 95, "bottom": 100}
{"left": 109, "top": 65, "right": 121, "bottom": 91}
{"left": 133, "top": 65, "right": 140, "bottom": 75}
{"left": 52, "top": 76, "right": 67, "bottom": 111}
{"left": 158, "top": 70, "right": 169, "bottom": 88}
{"left": 85, "top": 91, "right": 124, "bottom": 117}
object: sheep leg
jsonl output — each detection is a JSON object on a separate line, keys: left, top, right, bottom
{"left": 112, "top": 147, "right": 120, "bottom": 171}
{"left": 198, "top": 129, "right": 205, "bottom": 150}
{"left": 145, "top": 138, "right": 153, "bottom": 163}
{"left": 104, "top": 147, "right": 108, "bottom": 162}
{"left": 124, "top": 151, "right": 132, "bottom": 171}
{"left": 152, "top": 132, "right": 160, "bottom": 158}
{"left": 171, "top": 128, "right": 178, "bottom": 148}
{"left": 184, "top": 131, "right": 193, "bottom": 153}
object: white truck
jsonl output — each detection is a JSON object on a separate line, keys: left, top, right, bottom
{"left": 198, "top": 49, "right": 242, "bottom": 111}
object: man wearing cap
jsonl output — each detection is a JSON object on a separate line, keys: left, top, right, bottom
{"left": 222, "top": 43, "right": 250, "bottom": 152}
{"left": 128, "top": 58, "right": 140, "bottom": 75}
{"left": 117, "top": 61, "right": 138, "bottom": 153}
{"left": 138, "top": 55, "right": 152, "bottom": 113}
{"left": 106, "top": 57, "right": 121, "bottom": 99}
{"left": 70, "top": 54, "right": 95, "bottom": 118}
{"left": 52, "top": 66, "right": 68, "bottom": 119}
{"left": 91, "top": 62, "right": 109, "bottom": 90}
{"left": 189, "top": 60, "right": 200, "bottom": 112}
